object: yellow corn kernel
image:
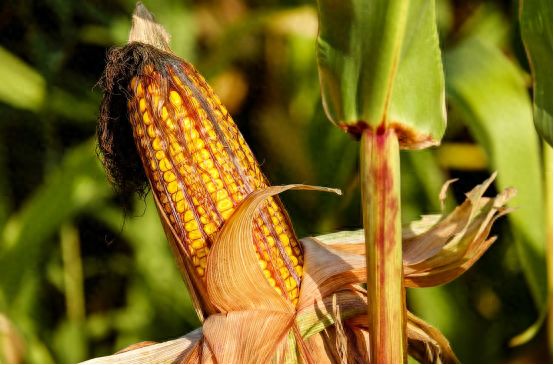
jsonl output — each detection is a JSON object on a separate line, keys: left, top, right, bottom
{"left": 137, "top": 82, "right": 144, "bottom": 97}
{"left": 279, "top": 267, "right": 290, "bottom": 279}
{"left": 159, "top": 158, "right": 171, "bottom": 172}
{"left": 143, "top": 112, "right": 152, "bottom": 126}
{"left": 285, "top": 277, "right": 297, "bottom": 291}
{"left": 191, "top": 239, "right": 204, "bottom": 250}
{"left": 170, "top": 90, "right": 182, "bottom": 107}
{"left": 258, "top": 260, "right": 268, "bottom": 270}
{"left": 217, "top": 198, "right": 233, "bottom": 212}
{"left": 221, "top": 208, "right": 234, "bottom": 220}
{"left": 185, "top": 221, "right": 197, "bottom": 232}
{"left": 199, "top": 257, "right": 207, "bottom": 268}
{"left": 164, "top": 171, "right": 176, "bottom": 182}
{"left": 184, "top": 210, "right": 194, "bottom": 222}
{"left": 147, "top": 124, "right": 156, "bottom": 138}
{"left": 279, "top": 234, "right": 290, "bottom": 246}
{"left": 189, "top": 230, "right": 202, "bottom": 240}
{"left": 204, "top": 223, "right": 217, "bottom": 235}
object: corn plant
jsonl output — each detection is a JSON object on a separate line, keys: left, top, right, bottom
{"left": 80, "top": 2, "right": 527, "bottom": 363}
{"left": 0, "top": 0, "right": 550, "bottom": 363}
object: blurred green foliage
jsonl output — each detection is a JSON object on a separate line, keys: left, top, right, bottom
{"left": 0, "top": 0, "right": 550, "bottom": 363}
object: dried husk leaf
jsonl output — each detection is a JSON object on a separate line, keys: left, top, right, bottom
{"left": 129, "top": 2, "right": 173, "bottom": 53}
{"left": 340, "top": 310, "right": 457, "bottom": 364}
{"left": 306, "top": 322, "right": 370, "bottom": 364}
{"left": 439, "top": 179, "right": 458, "bottom": 212}
{"left": 402, "top": 173, "right": 499, "bottom": 264}
{"left": 298, "top": 237, "right": 365, "bottom": 310}
{"left": 316, "top": 214, "right": 446, "bottom": 255}
{"left": 406, "top": 311, "right": 459, "bottom": 364}
{"left": 87, "top": 176, "right": 513, "bottom": 364}
{"left": 296, "top": 287, "right": 366, "bottom": 339}
{"left": 332, "top": 294, "right": 348, "bottom": 364}
{"left": 202, "top": 310, "right": 295, "bottom": 364}
{"left": 81, "top": 328, "right": 203, "bottom": 364}
{"left": 206, "top": 185, "right": 340, "bottom": 314}
{"left": 271, "top": 328, "right": 300, "bottom": 364}
{"left": 404, "top": 186, "right": 517, "bottom": 287}
{"left": 313, "top": 175, "right": 516, "bottom": 287}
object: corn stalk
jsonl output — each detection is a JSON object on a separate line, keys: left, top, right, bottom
{"left": 316, "top": 0, "right": 445, "bottom": 362}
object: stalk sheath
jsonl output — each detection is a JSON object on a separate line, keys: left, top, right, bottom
{"left": 361, "top": 128, "right": 406, "bottom": 363}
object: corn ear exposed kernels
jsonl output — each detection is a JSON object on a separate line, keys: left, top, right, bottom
{"left": 127, "top": 61, "right": 304, "bottom": 305}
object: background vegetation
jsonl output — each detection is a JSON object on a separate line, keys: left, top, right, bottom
{"left": 0, "top": 0, "right": 550, "bottom": 363}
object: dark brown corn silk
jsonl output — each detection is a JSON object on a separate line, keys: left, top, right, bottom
{"left": 97, "top": 43, "right": 303, "bottom": 305}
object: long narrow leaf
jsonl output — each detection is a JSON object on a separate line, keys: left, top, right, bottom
{"left": 444, "top": 38, "right": 546, "bottom": 306}
{"left": 0, "top": 46, "right": 45, "bottom": 111}
{"left": 519, "top": 0, "right": 553, "bottom": 146}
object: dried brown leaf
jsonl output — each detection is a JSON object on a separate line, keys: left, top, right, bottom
{"left": 128, "top": 2, "right": 173, "bottom": 53}
{"left": 405, "top": 186, "right": 517, "bottom": 287}
{"left": 407, "top": 311, "right": 459, "bottom": 364}
{"left": 312, "top": 175, "right": 516, "bottom": 288}
{"left": 206, "top": 185, "right": 340, "bottom": 314}
{"left": 296, "top": 288, "right": 366, "bottom": 338}
{"left": 332, "top": 294, "right": 348, "bottom": 364}
{"left": 402, "top": 174, "right": 498, "bottom": 265}
{"left": 81, "top": 328, "right": 203, "bottom": 364}
{"left": 439, "top": 179, "right": 458, "bottom": 212}
{"left": 202, "top": 310, "right": 295, "bottom": 364}
{"left": 298, "top": 237, "right": 365, "bottom": 310}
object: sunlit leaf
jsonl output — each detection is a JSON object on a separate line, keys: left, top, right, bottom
{"left": 0, "top": 46, "right": 45, "bottom": 111}
{"left": 444, "top": 38, "right": 547, "bottom": 306}
{"left": 520, "top": 0, "right": 553, "bottom": 146}
{"left": 316, "top": 0, "right": 445, "bottom": 148}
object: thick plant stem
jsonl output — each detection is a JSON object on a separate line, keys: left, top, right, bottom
{"left": 361, "top": 128, "right": 406, "bottom": 363}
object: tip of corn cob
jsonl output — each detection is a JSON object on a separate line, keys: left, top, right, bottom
{"left": 129, "top": 2, "right": 173, "bottom": 54}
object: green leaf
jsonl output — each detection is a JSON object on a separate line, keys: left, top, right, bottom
{"left": 315, "top": 0, "right": 445, "bottom": 149}
{"left": 444, "top": 38, "right": 546, "bottom": 306}
{"left": 0, "top": 139, "right": 112, "bottom": 304}
{"left": 0, "top": 46, "right": 45, "bottom": 111}
{"left": 519, "top": 0, "right": 553, "bottom": 146}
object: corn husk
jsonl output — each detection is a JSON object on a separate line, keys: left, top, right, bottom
{"left": 84, "top": 174, "right": 514, "bottom": 364}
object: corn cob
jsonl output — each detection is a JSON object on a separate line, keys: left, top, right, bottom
{"left": 126, "top": 61, "right": 303, "bottom": 305}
